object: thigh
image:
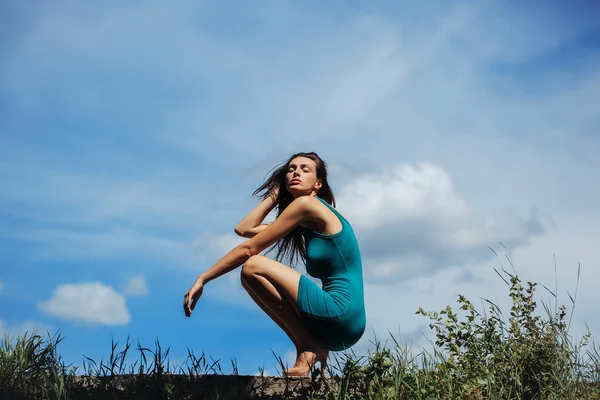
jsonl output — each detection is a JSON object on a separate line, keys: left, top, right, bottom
{"left": 243, "top": 255, "right": 303, "bottom": 315}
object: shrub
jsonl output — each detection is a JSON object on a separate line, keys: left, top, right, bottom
{"left": 417, "top": 251, "right": 593, "bottom": 399}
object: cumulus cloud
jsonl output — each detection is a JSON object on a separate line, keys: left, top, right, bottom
{"left": 337, "top": 162, "right": 547, "bottom": 281}
{"left": 124, "top": 275, "right": 148, "bottom": 297}
{"left": 38, "top": 282, "right": 131, "bottom": 325}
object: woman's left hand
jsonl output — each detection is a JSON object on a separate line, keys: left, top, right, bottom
{"left": 184, "top": 279, "right": 204, "bottom": 317}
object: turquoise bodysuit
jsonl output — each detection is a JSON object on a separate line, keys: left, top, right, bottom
{"left": 296, "top": 197, "right": 366, "bottom": 351}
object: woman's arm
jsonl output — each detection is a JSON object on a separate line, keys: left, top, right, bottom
{"left": 200, "top": 196, "right": 314, "bottom": 285}
{"left": 234, "top": 190, "right": 278, "bottom": 237}
{"left": 184, "top": 196, "right": 317, "bottom": 316}
{"left": 237, "top": 223, "right": 270, "bottom": 238}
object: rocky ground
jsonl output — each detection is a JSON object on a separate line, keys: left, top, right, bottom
{"left": 69, "top": 373, "right": 341, "bottom": 399}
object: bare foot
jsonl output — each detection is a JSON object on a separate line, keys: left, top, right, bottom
{"left": 284, "top": 347, "right": 329, "bottom": 377}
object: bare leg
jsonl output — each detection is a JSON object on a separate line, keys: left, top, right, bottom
{"left": 241, "top": 278, "right": 299, "bottom": 349}
{"left": 241, "top": 255, "right": 329, "bottom": 376}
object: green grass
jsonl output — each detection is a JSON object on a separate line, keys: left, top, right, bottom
{"left": 1, "top": 249, "right": 599, "bottom": 399}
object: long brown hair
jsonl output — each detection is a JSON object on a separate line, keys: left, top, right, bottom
{"left": 253, "top": 152, "right": 335, "bottom": 267}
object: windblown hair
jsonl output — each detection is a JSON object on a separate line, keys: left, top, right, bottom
{"left": 253, "top": 152, "right": 335, "bottom": 267}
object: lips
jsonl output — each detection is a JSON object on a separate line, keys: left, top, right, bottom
{"left": 290, "top": 179, "right": 301, "bottom": 185}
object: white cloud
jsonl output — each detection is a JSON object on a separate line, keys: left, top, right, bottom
{"left": 337, "top": 163, "right": 547, "bottom": 281}
{"left": 124, "top": 275, "right": 148, "bottom": 297}
{"left": 339, "top": 163, "right": 469, "bottom": 230}
{"left": 38, "top": 282, "right": 131, "bottom": 325}
{"left": 342, "top": 211, "right": 600, "bottom": 361}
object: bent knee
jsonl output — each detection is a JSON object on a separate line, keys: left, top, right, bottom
{"left": 241, "top": 255, "right": 267, "bottom": 279}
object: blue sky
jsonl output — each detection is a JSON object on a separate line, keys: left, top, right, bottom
{"left": 1, "top": 0, "right": 599, "bottom": 375}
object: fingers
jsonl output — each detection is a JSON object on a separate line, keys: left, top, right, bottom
{"left": 183, "top": 291, "right": 198, "bottom": 317}
{"left": 184, "top": 284, "right": 203, "bottom": 317}
{"left": 184, "top": 292, "right": 192, "bottom": 317}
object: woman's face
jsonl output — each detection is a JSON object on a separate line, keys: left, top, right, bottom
{"left": 285, "top": 156, "right": 322, "bottom": 197}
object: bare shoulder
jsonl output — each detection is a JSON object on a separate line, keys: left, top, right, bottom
{"left": 289, "top": 195, "right": 322, "bottom": 214}
{"left": 282, "top": 196, "right": 326, "bottom": 225}
{"left": 289, "top": 195, "right": 342, "bottom": 234}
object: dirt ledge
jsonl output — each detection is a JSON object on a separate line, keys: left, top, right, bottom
{"left": 69, "top": 373, "right": 343, "bottom": 399}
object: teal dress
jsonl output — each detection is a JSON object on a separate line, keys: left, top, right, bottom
{"left": 296, "top": 197, "right": 366, "bottom": 351}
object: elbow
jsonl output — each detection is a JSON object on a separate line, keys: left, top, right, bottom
{"left": 239, "top": 243, "right": 256, "bottom": 259}
{"left": 234, "top": 227, "right": 251, "bottom": 238}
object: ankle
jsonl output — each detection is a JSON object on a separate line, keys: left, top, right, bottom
{"left": 295, "top": 349, "right": 328, "bottom": 363}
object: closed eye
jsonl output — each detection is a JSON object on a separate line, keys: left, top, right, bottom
{"left": 288, "top": 163, "right": 312, "bottom": 172}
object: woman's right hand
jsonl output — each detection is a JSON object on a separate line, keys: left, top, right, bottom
{"left": 184, "top": 279, "right": 204, "bottom": 318}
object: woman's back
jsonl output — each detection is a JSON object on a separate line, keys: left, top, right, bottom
{"left": 297, "top": 196, "right": 366, "bottom": 351}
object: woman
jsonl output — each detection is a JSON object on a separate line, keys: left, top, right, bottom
{"left": 184, "top": 152, "right": 366, "bottom": 377}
